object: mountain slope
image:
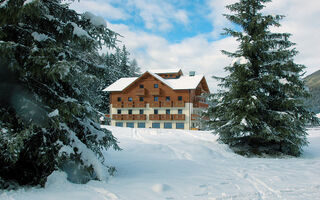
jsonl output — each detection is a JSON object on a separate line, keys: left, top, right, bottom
{"left": 1, "top": 126, "right": 320, "bottom": 200}
{"left": 305, "top": 70, "right": 320, "bottom": 113}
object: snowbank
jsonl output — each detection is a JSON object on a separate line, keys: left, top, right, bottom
{"left": 1, "top": 126, "right": 320, "bottom": 199}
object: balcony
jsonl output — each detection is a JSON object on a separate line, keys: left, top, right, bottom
{"left": 134, "top": 102, "right": 146, "bottom": 108}
{"left": 149, "top": 114, "right": 160, "bottom": 120}
{"left": 112, "top": 114, "right": 122, "bottom": 120}
{"left": 136, "top": 88, "right": 146, "bottom": 96}
{"left": 194, "top": 102, "right": 208, "bottom": 108}
{"left": 173, "top": 101, "right": 185, "bottom": 107}
{"left": 159, "top": 114, "right": 171, "bottom": 120}
{"left": 191, "top": 114, "right": 200, "bottom": 121}
{"left": 122, "top": 114, "right": 134, "bottom": 120}
{"left": 123, "top": 101, "right": 134, "bottom": 108}
{"left": 161, "top": 101, "right": 172, "bottom": 107}
{"left": 172, "top": 114, "right": 185, "bottom": 120}
{"left": 150, "top": 101, "right": 161, "bottom": 107}
{"left": 113, "top": 102, "right": 122, "bottom": 108}
{"left": 149, "top": 88, "right": 160, "bottom": 95}
{"left": 133, "top": 114, "right": 146, "bottom": 120}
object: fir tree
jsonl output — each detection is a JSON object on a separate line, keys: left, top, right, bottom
{"left": 0, "top": 0, "right": 120, "bottom": 188}
{"left": 204, "top": 0, "right": 319, "bottom": 156}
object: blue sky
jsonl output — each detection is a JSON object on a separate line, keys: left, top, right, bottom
{"left": 70, "top": 0, "right": 320, "bottom": 91}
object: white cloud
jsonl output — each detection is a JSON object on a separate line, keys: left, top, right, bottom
{"left": 126, "top": 0, "right": 190, "bottom": 31}
{"left": 70, "top": 0, "right": 319, "bottom": 92}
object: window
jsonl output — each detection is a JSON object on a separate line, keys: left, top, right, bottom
{"left": 128, "top": 97, "right": 133, "bottom": 102}
{"left": 166, "top": 109, "right": 170, "bottom": 114}
{"left": 176, "top": 123, "right": 184, "bottom": 129}
{"left": 170, "top": 75, "right": 173, "bottom": 77}
{"left": 117, "top": 97, "right": 121, "bottom": 102}
{"left": 178, "top": 96, "right": 182, "bottom": 101}
{"left": 165, "top": 75, "right": 168, "bottom": 77}
{"left": 154, "top": 96, "right": 159, "bottom": 102}
{"left": 164, "top": 123, "right": 172, "bottom": 129}
{"left": 138, "top": 122, "right": 145, "bottom": 128}
{"left": 154, "top": 84, "right": 158, "bottom": 88}
{"left": 117, "top": 109, "right": 121, "bottom": 114}
{"left": 128, "top": 109, "right": 132, "bottom": 115}
{"left": 166, "top": 96, "right": 170, "bottom": 101}
{"left": 139, "top": 84, "right": 144, "bottom": 88}
{"left": 154, "top": 109, "right": 158, "bottom": 114}
{"left": 152, "top": 123, "right": 160, "bottom": 128}
{"left": 126, "top": 122, "right": 134, "bottom": 128}
{"left": 139, "top": 97, "right": 144, "bottom": 102}
{"left": 115, "top": 122, "right": 123, "bottom": 127}
{"left": 178, "top": 109, "right": 182, "bottom": 114}
{"left": 139, "top": 109, "right": 144, "bottom": 114}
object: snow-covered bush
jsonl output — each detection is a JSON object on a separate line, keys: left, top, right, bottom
{"left": 0, "top": 0, "right": 120, "bottom": 188}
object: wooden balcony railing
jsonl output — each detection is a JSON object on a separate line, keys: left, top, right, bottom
{"left": 191, "top": 114, "right": 200, "bottom": 121}
{"left": 150, "top": 101, "right": 161, "bottom": 107}
{"left": 122, "top": 114, "right": 134, "bottom": 120}
{"left": 149, "top": 114, "right": 160, "bottom": 120}
{"left": 159, "top": 114, "right": 171, "bottom": 120}
{"left": 113, "top": 102, "right": 122, "bottom": 108}
{"left": 112, "top": 114, "right": 122, "bottom": 120}
{"left": 149, "top": 88, "right": 160, "bottom": 95}
{"left": 172, "top": 114, "right": 185, "bottom": 120}
{"left": 161, "top": 101, "right": 172, "bottom": 107}
{"left": 134, "top": 102, "right": 146, "bottom": 108}
{"left": 193, "top": 102, "right": 208, "bottom": 108}
{"left": 133, "top": 114, "right": 146, "bottom": 120}
{"left": 123, "top": 101, "right": 134, "bottom": 108}
{"left": 173, "top": 101, "right": 185, "bottom": 107}
{"left": 136, "top": 88, "right": 146, "bottom": 96}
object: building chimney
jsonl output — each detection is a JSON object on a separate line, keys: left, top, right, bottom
{"left": 189, "top": 71, "right": 195, "bottom": 76}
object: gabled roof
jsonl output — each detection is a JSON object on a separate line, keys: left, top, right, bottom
{"left": 103, "top": 77, "right": 138, "bottom": 92}
{"left": 149, "top": 69, "right": 182, "bottom": 74}
{"left": 103, "top": 70, "right": 209, "bottom": 92}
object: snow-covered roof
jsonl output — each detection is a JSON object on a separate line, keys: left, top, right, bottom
{"left": 103, "top": 71, "right": 206, "bottom": 92}
{"left": 103, "top": 77, "right": 138, "bottom": 92}
{"left": 166, "top": 75, "right": 204, "bottom": 90}
{"left": 148, "top": 69, "right": 181, "bottom": 74}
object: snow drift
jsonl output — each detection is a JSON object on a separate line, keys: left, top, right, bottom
{"left": 1, "top": 126, "right": 320, "bottom": 199}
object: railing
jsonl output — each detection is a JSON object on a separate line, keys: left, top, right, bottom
{"left": 133, "top": 114, "right": 146, "bottom": 120}
{"left": 112, "top": 114, "right": 122, "bottom": 120}
{"left": 150, "top": 101, "right": 161, "bottom": 107}
{"left": 161, "top": 101, "right": 172, "bottom": 107}
{"left": 172, "top": 114, "right": 185, "bottom": 120}
{"left": 193, "top": 102, "right": 208, "bottom": 108}
{"left": 112, "top": 102, "right": 122, "bottom": 108}
{"left": 159, "top": 114, "right": 171, "bottom": 120}
{"left": 191, "top": 114, "right": 199, "bottom": 121}
{"left": 136, "top": 88, "right": 145, "bottom": 96}
{"left": 123, "top": 101, "right": 134, "bottom": 108}
{"left": 149, "top": 114, "right": 160, "bottom": 120}
{"left": 134, "top": 102, "right": 146, "bottom": 108}
{"left": 122, "top": 114, "right": 134, "bottom": 120}
{"left": 173, "top": 101, "right": 185, "bottom": 107}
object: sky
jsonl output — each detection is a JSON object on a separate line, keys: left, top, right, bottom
{"left": 70, "top": 0, "right": 320, "bottom": 92}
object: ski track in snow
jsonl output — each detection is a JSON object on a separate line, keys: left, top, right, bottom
{"left": 1, "top": 126, "right": 320, "bottom": 200}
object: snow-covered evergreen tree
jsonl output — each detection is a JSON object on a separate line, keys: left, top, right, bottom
{"left": 0, "top": 0, "right": 120, "bottom": 188}
{"left": 204, "top": 0, "right": 319, "bottom": 156}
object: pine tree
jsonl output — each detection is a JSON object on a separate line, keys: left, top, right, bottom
{"left": 0, "top": 0, "right": 120, "bottom": 188}
{"left": 204, "top": 0, "right": 319, "bottom": 156}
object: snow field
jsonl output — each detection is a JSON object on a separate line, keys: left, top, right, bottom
{"left": 1, "top": 126, "right": 320, "bottom": 200}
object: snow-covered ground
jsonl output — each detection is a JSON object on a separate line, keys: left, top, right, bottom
{"left": 1, "top": 126, "right": 320, "bottom": 200}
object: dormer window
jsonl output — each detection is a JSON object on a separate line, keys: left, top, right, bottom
{"left": 128, "top": 97, "right": 133, "bottom": 102}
